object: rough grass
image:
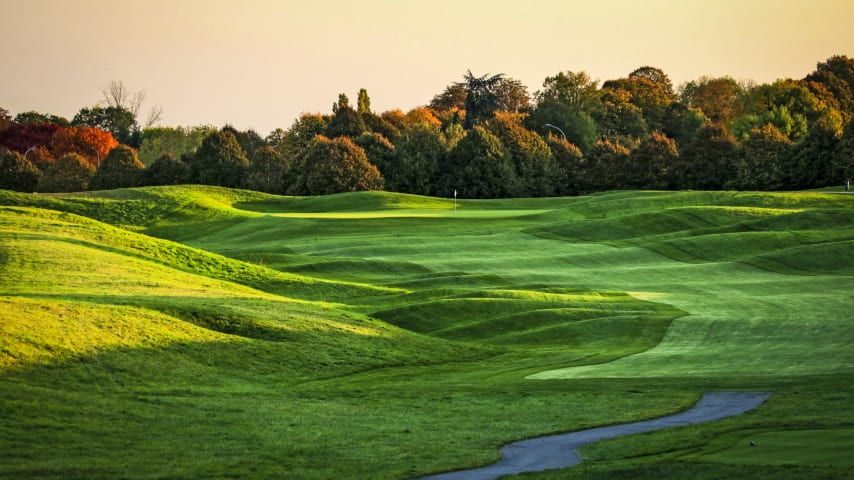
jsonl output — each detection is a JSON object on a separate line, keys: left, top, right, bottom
{"left": 1, "top": 187, "right": 853, "bottom": 479}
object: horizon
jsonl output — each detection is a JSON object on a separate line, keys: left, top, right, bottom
{"left": 3, "top": 0, "right": 854, "bottom": 136}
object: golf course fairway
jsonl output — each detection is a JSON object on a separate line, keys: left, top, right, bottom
{"left": 1, "top": 186, "right": 852, "bottom": 479}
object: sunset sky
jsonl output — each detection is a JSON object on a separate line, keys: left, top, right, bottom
{"left": 3, "top": 0, "right": 854, "bottom": 136}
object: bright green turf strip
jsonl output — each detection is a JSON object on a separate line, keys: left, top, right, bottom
{"left": 689, "top": 428, "right": 854, "bottom": 468}
{"left": 1, "top": 187, "right": 853, "bottom": 479}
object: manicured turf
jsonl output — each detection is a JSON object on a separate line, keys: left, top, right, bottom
{"left": 691, "top": 428, "right": 854, "bottom": 468}
{"left": 1, "top": 186, "right": 852, "bottom": 479}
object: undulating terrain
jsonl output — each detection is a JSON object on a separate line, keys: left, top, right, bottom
{"left": 1, "top": 186, "right": 852, "bottom": 479}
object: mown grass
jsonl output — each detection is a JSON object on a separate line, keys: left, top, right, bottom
{"left": 1, "top": 187, "right": 852, "bottom": 479}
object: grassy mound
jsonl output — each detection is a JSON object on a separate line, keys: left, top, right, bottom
{"left": 1, "top": 186, "right": 852, "bottom": 479}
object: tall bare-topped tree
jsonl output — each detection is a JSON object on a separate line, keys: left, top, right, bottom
{"left": 101, "top": 80, "right": 163, "bottom": 127}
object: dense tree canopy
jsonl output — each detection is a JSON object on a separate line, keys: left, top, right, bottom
{"left": 674, "top": 123, "right": 739, "bottom": 190}
{"left": 0, "top": 148, "right": 41, "bottom": 192}
{"left": 138, "top": 126, "right": 215, "bottom": 166}
{"left": 73, "top": 106, "right": 139, "bottom": 147}
{"left": 13, "top": 111, "right": 69, "bottom": 126}
{"left": 292, "top": 136, "right": 383, "bottom": 195}
{"left": 244, "top": 146, "right": 289, "bottom": 194}
{"left": 535, "top": 71, "right": 600, "bottom": 113}
{"left": 191, "top": 129, "right": 249, "bottom": 188}
{"left": 37, "top": 153, "right": 95, "bottom": 193}
{"left": 4, "top": 55, "right": 854, "bottom": 196}
{"left": 489, "top": 113, "right": 556, "bottom": 197}
{"left": 0, "top": 123, "right": 62, "bottom": 154}
{"left": 50, "top": 126, "right": 119, "bottom": 167}
{"left": 734, "top": 124, "right": 791, "bottom": 190}
{"left": 143, "top": 153, "right": 191, "bottom": 186}
{"left": 438, "top": 126, "right": 517, "bottom": 198}
{"left": 89, "top": 145, "right": 146, "bottom": 190}
{"left": 458, "top": 71, "right": 505, "bottom": 128}
{"left": 429, "top": 84, "right": 467, "bottom": 112}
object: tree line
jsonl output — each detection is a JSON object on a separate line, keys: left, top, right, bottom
{"left": 3, "top": 55, "right": 854, "bottom": 196}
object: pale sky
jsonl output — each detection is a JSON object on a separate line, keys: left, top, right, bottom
{"left": 3, "top": 0, "right": 853, "bottom": 136}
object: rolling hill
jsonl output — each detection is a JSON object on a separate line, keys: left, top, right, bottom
{"left": 1, "top": 186, "right": 852, "bottom": 479}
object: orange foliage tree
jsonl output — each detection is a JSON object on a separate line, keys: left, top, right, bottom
{"left": 50, "top": 126, "right": 119, "bottom": 167}
{"left": 382, "top": 107, "right": 442, "bottom": 133}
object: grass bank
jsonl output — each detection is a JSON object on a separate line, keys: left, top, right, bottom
{"left": 1, "top": 187, "right": 852, "bottom": 479}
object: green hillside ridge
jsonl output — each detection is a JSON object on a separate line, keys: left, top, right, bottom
{"left": 1, "top": 186, "right": 853, "bottom": 479}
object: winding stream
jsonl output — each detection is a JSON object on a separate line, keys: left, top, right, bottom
{"left": 417, "top": 391, "right": 771, "bottom": 480}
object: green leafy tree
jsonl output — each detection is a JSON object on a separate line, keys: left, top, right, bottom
{"left": 437, "top": 126, "right": 517, "bottom": 198}
{"left": 625, "top": 132, "right": 679, "bottom": 189}
{"left": 13, "top": 111, "right": 69, "bottom": 126}
{"left": 832, "top": 120, "right": 854, "bottom": 186}
{"left": 805, "top": 55, "right": 854, "bottom": 123}
{"left": 191, "top": 129, "right": 249, "bottom": 188}
{"left": 89, "top": 145, "right": 145, "bottom": 190}
{"left": 357, "top": 88, "right": 372, "bottom": 115}
{"left": 37, "top": 153, "right": 95, "bottom": 193}
{"left": 629, "top": 66, "right": 676, "bottom": 100}
{"left": 586, "top": 139, "right": 631, "bottom": 191}
{"left": 526, "top": 101, "right": 598, "bottom": 154}
{"left": 143, "top": 153, "right": 191, "bottom": 186}
{"left": 732, "top": 79, "right": 835, "bottom": 142}
{"left": 244, "top": 146, "right": 289, "bottom": 194}
{"left": 489, "top": 113, "right": 556, "bottom": 197}
{"left": 603, "top": 68, "right": 674, "bottom": 131}
{"left": 545, "top": 135, "right": 585, "bottom": 195}
{"left": 689, "top": 76, "right": 744, "bottom": 123}
{"left": 673, "top": 123, "right": 738, "bottom": 189}
{"left": 291, "top": 136, "right": 382, "bottom": 195}
{"left": 332, "top": 93, "right": 349, "bottom": 113}
{"left": 223, "top": 126, "right": 266, "bottom": 158}
{"left": 594, "top": 87, "right": 648, "bottom": 141}
{"left": 733, "top": 124, "right": 791, "bottom": 190}
{"left": 391, "top": 126, "right": 446, "bottom": 195}
{"left": 138, "top": 126, "right": 215, "bottom": 166}
{"left": 265, "top": 128, "right": 288, "bottom": 149}
{"left": 493, "top": 77, "right": 532, "bottom": 113}
{"left": 440, "top": 123, "right": 466, "bottom": 150}
{"left": 326, "top": 93, "right": 367, "bottom": 138}
{"left": 535, "top": 70, "right": 601, "bottom": 114}
{"left": 72, "top": 106, "right": 139, "bottom": 147}
{"left": 354, "top": 133, "right": 395, "bottom": 178}
{"left": 662, "top": 103, "right": 708, "bottom": 147}
{"left": 429, "top": 84, "right": 467, "bottom": 112}
{"left": 458, "top": 70, "right": 505, "bottom": 128}
{"left": 0, "top": 148, "right": 41, "bottom": 192}
{"left": 784, "top": 122, "right": 840, "bottom": 189}
{"left": 678, "top": 80, "right": 699, "bottom": 107}
{"left": 280, "top": 114, "right": 328, "bottom": 157}
{"left": 362, "top": 112, "right": 401, "bottom": 143}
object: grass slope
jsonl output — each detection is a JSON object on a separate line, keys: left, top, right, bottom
{"left": 1, "top": 186, "right": 853, "bottom": 479}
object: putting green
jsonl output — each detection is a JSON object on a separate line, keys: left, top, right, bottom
{"left": 691, "top": 428, "right": 854, "bottom": 468}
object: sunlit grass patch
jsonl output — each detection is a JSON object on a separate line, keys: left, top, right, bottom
{"left": 1, "top": 186, "right": 853, "bottom": 479}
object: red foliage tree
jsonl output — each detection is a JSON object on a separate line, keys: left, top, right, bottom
{"left": 0, "top": 123, "right": 61, "bottom": 153}
{"left": 50, "top": 126, "right": 119, "bottom": 168}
